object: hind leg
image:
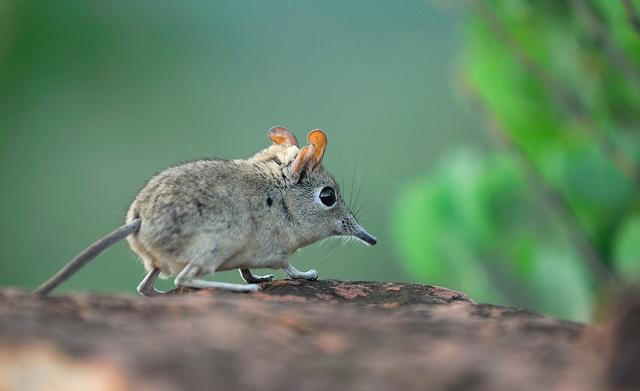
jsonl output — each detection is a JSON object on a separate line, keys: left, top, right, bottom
{"left": 137, "top": 267, "right": 165, "bottom": 297}
{"left": 175, "top": 263, "right": 260, "bottom": 292}
{"left": 129, "top": 234, "right": 170, "bottom": 296}
{"left": 239, "top": 268, "right": 274, "bottom": 283}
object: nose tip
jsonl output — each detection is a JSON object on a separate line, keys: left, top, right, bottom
{"left": 354, "top": 226, "right": 378, "bottom": 246}
{"left": 363, "top": 233, "right": 377, "bottom": 246}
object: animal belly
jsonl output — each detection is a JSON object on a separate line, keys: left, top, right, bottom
{"left": 216, "top": 252, "right": 284, "bottom": 272}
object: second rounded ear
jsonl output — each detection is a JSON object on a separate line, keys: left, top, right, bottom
{"left": 268, "top": 126, "right": 298, "bottom": 147}
{"left": 306, "top": 129, "right": 327, "bottom": 170}
{"left": 284, "top": 129, "right": 328, "bottom": 184}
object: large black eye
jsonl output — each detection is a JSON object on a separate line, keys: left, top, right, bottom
{"left": 319, "top": 186, "right": 336, "bottom": 207}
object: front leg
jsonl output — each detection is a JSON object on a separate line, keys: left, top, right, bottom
{"left": 283, "top": 264, "right": 318, "bottom": 281}
{"left": 239, "top": 268, "right": 274, "bottom": 283}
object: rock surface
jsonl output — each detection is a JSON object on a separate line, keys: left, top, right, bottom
{"left": 0, "top": 280, "right": 608, "bottom": 391}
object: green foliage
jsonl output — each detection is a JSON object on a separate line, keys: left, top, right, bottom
{"left": 614, "top": 215, "right": 640, "bottom": 279}
{"left": 394, "top": 0, "right": 640, "bottom": 320}
{"left": 393, "top": 151, "right": 592, "bottom": 320}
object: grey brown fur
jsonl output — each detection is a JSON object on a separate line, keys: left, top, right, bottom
{"left": 35, "top": 127, "right": 376, "bottom": 296}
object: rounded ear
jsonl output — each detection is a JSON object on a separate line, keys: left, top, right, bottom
{"left": 305, "top": 129, "right": 327, "bottom": 172}
{"left": 285, "top": 129, "right": 328, "bottom": 184}
{"left": 268, "top": 126, "right": 298, "bottom": 147}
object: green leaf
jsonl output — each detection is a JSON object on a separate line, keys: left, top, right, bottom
{"left": 614, "top": 215, "right": 640, "bottom": 280}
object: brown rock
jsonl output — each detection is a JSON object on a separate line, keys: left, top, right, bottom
{"left": 0, "top": 280, "right": 605, "bottom": 391}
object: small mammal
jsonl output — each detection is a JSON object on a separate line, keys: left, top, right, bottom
{"left": 35, "top": 126, "right": 377, "bottom": 296}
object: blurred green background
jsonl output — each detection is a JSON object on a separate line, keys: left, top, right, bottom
{"left": 2, "top": 0, "right": 639, "bottom": 322}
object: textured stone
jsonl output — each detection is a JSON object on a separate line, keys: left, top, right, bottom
{"left": 0, "top": 280, "right": 610, "bottom": 391}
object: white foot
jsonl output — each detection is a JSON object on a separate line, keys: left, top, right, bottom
{"left": 283, "top": 264, "right": 318, "bottom": 281}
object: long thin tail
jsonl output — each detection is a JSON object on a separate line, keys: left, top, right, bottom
{"left": 34, "top": 218, "right": 142, "bottom": 296}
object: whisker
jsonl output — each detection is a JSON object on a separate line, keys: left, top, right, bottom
{"left": 340, "top": 236, "right": 352, "bottom": 250}
{"left": 352, "top": 164, "right": 369, "bottom": 217}
{"left": 349, "top": 147, "right": 359, "bottom": 211}
{"left": 353, "top": 189, "right": 376, "bottom": 218}
{"left": 317, "top": 237, "right": 341, "bottom": 262}
{"left": 335, "top": 137, "right": 345, "bottom": 200}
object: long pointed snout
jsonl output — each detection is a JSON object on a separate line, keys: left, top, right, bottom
{"left": 352, "top": 223, "right": 377, "bottom": 246}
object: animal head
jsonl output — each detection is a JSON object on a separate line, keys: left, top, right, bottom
{"left": 266, "top": 126, "right": 377, "bottom": 247}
